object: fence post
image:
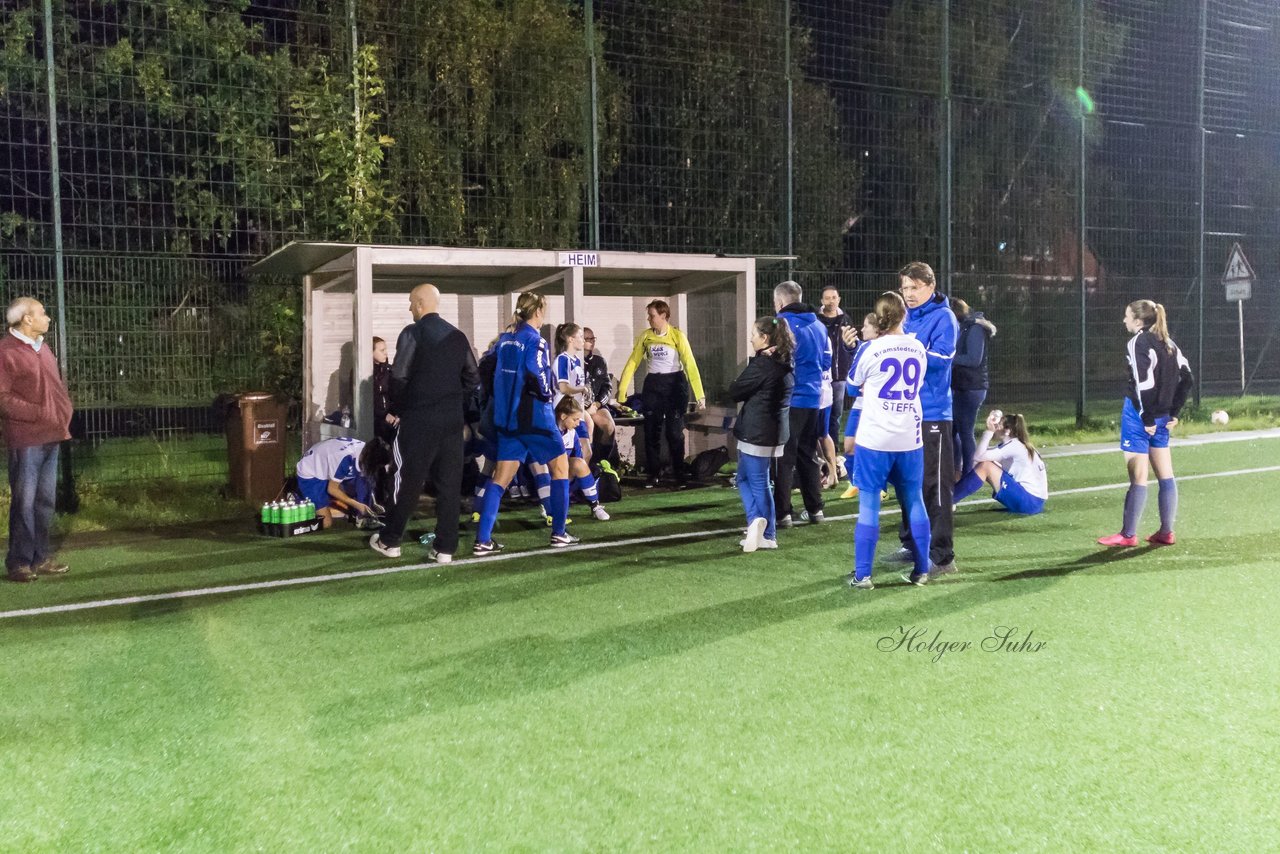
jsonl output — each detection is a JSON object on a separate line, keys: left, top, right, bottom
{"left": 1195, "top": 0, "right": 1207, "bottom": 405}
{"left": 584, "top": 0, "right": 601, "bottom": 250}
{"left": 1075, "top": 0, "right": 1087, "bottom": 426}
{"left": 42, "top": 0, "right": 78, "bottom": 512}
{"left": 784, "top": 0, "right": 794, "bottom": 277}
{"left": 938, "top": 0, "right": 952, "bottom": 293}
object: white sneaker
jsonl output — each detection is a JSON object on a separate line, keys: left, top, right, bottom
{"left": 758, "top": 538, "right": 778, "bottom": 550}
{"left": 368, "top": 533, "right": 401, "bottom": 559}
{"left": 429, "top": 548, "right": 452, "bottom": 564}
{"left": 591, "top": 504, "right": 611, "bottom": 521}
{"left": 742, "top": 517, "right": 767, "bottom": 553}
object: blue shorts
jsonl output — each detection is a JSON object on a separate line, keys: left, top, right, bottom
{"left": 498, "top": 429, "right": 565, "bottom": 466}
{"left": 566, "top": 435, "right": 583, "bottom": 459}
{"left": 1120, "top": 398, "right": 1170, "bottom": 453}
{"left": 576, "top": 420, "right": 590, "bottom": 440}
{"left": 994, "top": 472, "right": 1046, "bottom": 515}
{"left": 298, "top": 476, "right": 369, "bottom": 509}
{"left": 844, "top": 409, "right": 862, "bottom": 443}
{"left": 854, "top": 446, "right": 924, "bottom": 495}
{"left": 819, "top": 406, "right": 831, "bottom": 434}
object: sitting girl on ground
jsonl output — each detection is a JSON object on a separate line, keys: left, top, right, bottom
{"left": 953, "top": 410, "right": 1048, "bottom": 515}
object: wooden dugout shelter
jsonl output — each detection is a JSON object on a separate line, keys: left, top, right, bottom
{"left": 248, "top": 242, "right": 758, "bottom": 448}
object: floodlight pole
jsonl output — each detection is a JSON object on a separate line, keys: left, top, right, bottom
{"left": 584, "top": 0, "right": 601, "bottom": 250}
{"left": 347, "top": 0, "right": 362, "bottom": 233}
{"left": 1075, "top": 0, "right": 1087, "bottom": 426}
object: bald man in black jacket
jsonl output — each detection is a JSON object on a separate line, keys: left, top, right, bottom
{"left": 370, "top": 283, "right": 480, "bottom": 562}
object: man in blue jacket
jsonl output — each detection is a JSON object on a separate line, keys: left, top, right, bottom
{"left": 772, "top": 281, "right": 832, "bottom": 527}
{"left": 894, "top": 261, "right": 959, "bottom": 574}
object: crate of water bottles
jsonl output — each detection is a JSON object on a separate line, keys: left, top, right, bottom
{"left": 258, "top": 497, "right": 324, "bottom": 537}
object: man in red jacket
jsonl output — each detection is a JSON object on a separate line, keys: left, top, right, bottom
{"left": 0, "top": 298, "right": 73, "bottom": 582}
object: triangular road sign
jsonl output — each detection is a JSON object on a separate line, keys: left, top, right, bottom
{"left": 1222, "top": 242, "right": 1256, "bottom": 284}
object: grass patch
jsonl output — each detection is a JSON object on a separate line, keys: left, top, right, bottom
{"left": 2, "top": 436, "right": 1279, "bottom": 849}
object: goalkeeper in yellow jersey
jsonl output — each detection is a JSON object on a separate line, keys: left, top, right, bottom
{"left": 616, "top": 299, "right": 705, "bottom": 488}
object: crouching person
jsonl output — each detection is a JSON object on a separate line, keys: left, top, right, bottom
{"left": 296, "top": 437, "right": 385, "bottom": 529}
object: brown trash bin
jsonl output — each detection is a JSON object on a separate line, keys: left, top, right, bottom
{"left": 226, "top": 392, "right": 287, "bottom": 502}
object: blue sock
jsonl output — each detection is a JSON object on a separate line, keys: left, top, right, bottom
{"left": 1157, "top": 478, "right": 1177, "bottom": 533}
{"left": 854, "top": 523, "right": 879, "bottom": 581}
{"left": 953, "top": 469, "right": 983, "bottom": 502}
{"left": 1122, "top": 483, "right": 1148, "bottom": 538}
{"left": 534, "top": 470, "right": 553, "bottom": 516}
{"left": 550, "top": 478, "right": 570, "bottom": 536}
{"left": 477, "top": 482, "right": 506, "bottom": 543}
{"left": 909, "top": 516, "right": 933, "bottom": 576}
{"left": 576, "top": 473, "right": 599, "bottom": 503}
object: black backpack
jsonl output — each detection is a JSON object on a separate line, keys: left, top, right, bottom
{"left": 592, "top": 462, "right": 622, "bottom": 503}
{"left": 689, "top": 446, "right": 730, "bottom": 482}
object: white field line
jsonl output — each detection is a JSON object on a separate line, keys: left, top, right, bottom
{"left": 4, "top": 460, "right": 1280, "bottom": 622}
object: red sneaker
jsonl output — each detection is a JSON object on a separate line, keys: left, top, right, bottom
{"left": 1146, "top": 530, "right": 1176, "bottom": 546}
{"left": 1097, "top": 533, "right": 1138, "bottom": 547}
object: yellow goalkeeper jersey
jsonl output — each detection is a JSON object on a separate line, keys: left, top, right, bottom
{"left": 617, "top": 326, "right": 705, "bottom": 403}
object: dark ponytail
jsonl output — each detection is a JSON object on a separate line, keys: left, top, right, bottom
{"left": 754, "top": 316, "right": 796, "bottom": 364}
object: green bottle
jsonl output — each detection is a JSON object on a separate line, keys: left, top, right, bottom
{"left": 260, "top": 502, "right": 271, "bottom": 525}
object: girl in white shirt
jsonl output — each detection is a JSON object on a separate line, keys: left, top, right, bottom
{"left": 953, "top": 410, "right": 1047, "bottom": 515}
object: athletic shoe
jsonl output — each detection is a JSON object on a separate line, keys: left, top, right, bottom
{"left": 6, "top": 565, "right": 37, "bottom": 583}
{"left": 473, "top": 539, "right": 505, "bottom": 555}
{"left": 845, "top": 573, "right": 874, "bottom": 590}
{"left": 471, "top": 511, "right": 480, "bottom": 523}
{"left": 900, "top": 570, "right": 929, "bottom": 586}
{"left": 543, "top": 514, "right": 573, "bottom": 526}
{"left": 429, "top": 549, "right": 452, "bottom": 564}
{"left": 840, "top": 484, "right": 859, "bottom": 499}
{"left": 33, "top": 559, "right": 69, "bottom": 576}
{"left": 885, "top": 546, "right": 914, "bottom": 564}
{"left": 776, "top": 514, "right": 793, "bottom": 529}
{"left": 742, "top": 517, "right": 767, "bottom": 553}
{"left": 880, "top": 490, "right": 891, "bottom": 502}
{"left": 1097, "top": 532, "right": 1138, "bottom": 547}
{"left": 757, "top": 538, "right": 778, "bottom": 550}
{"left": 355, "top": 513, "right": 384, "bottom": 531}
{"left": 1146, "top": 530, "right": 1176, "bottom": 546}
{"left": 591, "top": 504, "right": 611, "bottom": 521}
{"left": 930, "top": 561, "right": 958, "bottom": 577}
{"left": 368, "top": 534, "right": 401, "bottom": 559}
{"left": 550, "top": 532, "right": 580, "bottom": 548}
{"left": 645, "top": 475, "right": 660, "bottom": 489}
{"left": 799, "top": 510, "right": 825, "bottom": 524}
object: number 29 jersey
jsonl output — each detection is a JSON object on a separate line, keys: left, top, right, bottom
{"left": 851, "top": 333, "right": 928, "bottom": 452}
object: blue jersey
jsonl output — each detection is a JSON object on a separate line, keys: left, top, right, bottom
{"left": 493, "top": 323, "right": 556, "bottom": 434}
{"left": 904, "top": 293, "right": 958, "bottom": 421}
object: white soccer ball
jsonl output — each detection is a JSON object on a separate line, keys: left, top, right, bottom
{"left": 1210, "top": 409, "right": 1230, "bottom": 426}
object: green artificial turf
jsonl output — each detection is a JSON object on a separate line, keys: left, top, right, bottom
{"left": 2, "top": 437, "right": 1279, "bottom": 850}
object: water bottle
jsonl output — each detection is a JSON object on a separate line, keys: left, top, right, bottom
{"left": 340, "top": 405, "right": 352, "bottom": 428}
{"left": 260, "top": 502, "right": 271, "bottom": 527}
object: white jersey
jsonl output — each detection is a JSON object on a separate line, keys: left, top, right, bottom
{"left": 851, "top": 334, "right": 927, "bottom": 452}
{"left": 554, "top": 352, "right": 585, "bottom": 408}
{"left": 561, "top": 425, "right": 577, "bottom": 453}
{"left": 982, "top": 438, "right": 1048, "bottom": 499}
{"left": 297, "top": 437, "right": 364, "bottom": 482}
{"left": 819, "top": 366, "right": 833, "bottom": 410}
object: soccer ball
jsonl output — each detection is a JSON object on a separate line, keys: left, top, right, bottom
{"left": 1210, "top": 409, "right": 1230, "bottom": 426}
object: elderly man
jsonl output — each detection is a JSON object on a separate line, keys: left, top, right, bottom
{"left": 369, "top": 283, "right": 480, "bottom": 563}
{"left": 892, "top": 262, "right": 959, "bottom": 575}
{"left": 772, "top": 280, "right": 832, "bottom": 527}
{"left": 0, "top": 297, "right": 73, "bottom": 582}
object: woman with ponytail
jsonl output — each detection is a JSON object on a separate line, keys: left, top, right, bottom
{"left": 730, "top": 316, "right": 795, "bottom": 552}
{"left": 1098, "top": 299, "right": 1194, "bottom": 547}
{"left": 473, "top": 293, "right": 577, "bottom": 554}
{"left": 953, "top": 410, "right": 1047, "bottom": 514}
{"left": 844, "top": 292, "right": 932, "bottom": 589}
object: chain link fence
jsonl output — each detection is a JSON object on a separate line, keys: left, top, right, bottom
{"left": 2, "top": 0, "right": 1278, "bottom": 486}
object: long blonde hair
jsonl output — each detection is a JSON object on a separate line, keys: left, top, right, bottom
{"left": 1128, "top": 299, "right": 1173, "bottom": 353}
{"left": 872, "top": 292, "right": 907, "bottom": 333}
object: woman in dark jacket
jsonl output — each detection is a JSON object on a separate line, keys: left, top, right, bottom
{"left": 731, "top": 317, "right": 796, "bottom": 553}
{"left": 950, "top": 298, "right": 997, "bottom": 477}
